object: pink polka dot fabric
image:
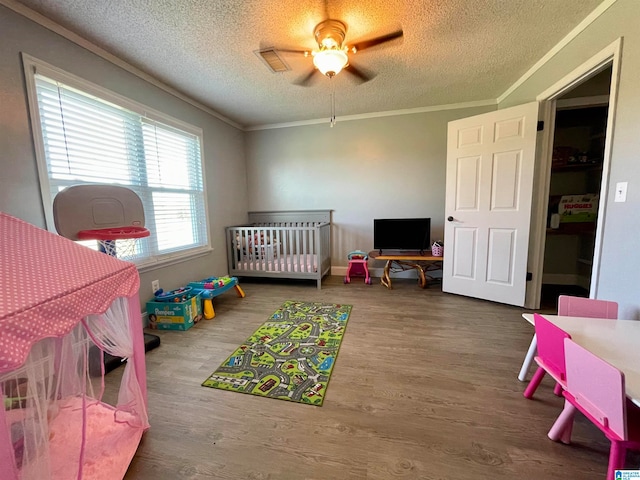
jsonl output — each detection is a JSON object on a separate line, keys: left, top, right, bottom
{"left": 0, "top": 213, "right": 140, "bottom": 373}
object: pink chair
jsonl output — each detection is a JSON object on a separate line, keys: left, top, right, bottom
{"left": 518, "top": 296, "right": 618, "bottom": 382}
{"left": 548, "top": 339, "right": 640, "bottom": 480}
{"left": 557, "top": 295, "right": 618, "bottom": 318}
{"left": 523, "top": 314, "right": 571, "bottom": 399}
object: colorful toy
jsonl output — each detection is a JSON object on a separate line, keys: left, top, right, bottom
{"left": 344, "top": 250, "right": 372, "bottom": 285}
{"left": 153, "top": 286, "right": 193, "bottom": 302}
{"left": 188, "top": 276, "right": 246, "bottom": 320}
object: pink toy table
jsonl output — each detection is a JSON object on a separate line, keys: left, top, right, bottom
{"left": 517, "top": 297, "right": 618, "bottom": 382}
{"left": 521, "top": 314, "right": 640, "bottom": 406}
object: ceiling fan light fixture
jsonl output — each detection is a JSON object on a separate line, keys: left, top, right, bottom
{"left": 278, "top": 17, "right": 400, "bottom": 87}
{"left": 313, "top": 48, "right": 348, "bottom": 77}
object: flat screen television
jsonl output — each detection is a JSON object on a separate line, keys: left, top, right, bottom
{"left": 374, "top": 218, "right": 431, "bottom": 253}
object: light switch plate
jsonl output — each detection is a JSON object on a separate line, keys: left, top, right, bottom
{"left": 615, "top": 182, "right": 628, "bottom": 202}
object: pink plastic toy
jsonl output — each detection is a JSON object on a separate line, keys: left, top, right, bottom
{"left": 344, "top": 250, "right": 372, "bottom": 285}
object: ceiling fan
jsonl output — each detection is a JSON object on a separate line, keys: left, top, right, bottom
{"left": 277, "top": 19, "right": 403, "bottom": 86}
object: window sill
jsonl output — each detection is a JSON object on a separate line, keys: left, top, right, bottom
{"left": 136, "top": 246, "right": 213, "bottom": 274}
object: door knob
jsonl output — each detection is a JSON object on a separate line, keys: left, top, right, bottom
{"left": 447, "top": 216, "right": 454, "bottom": 222}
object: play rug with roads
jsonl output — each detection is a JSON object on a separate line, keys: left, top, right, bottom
{"left": 202, "top": 300, "right": 352, "bottom": 406}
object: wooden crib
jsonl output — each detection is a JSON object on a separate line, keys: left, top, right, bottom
{"left": 226, "top": 210, "right": 331, "bottom": 289}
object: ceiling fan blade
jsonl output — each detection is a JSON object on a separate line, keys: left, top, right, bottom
{"left": 344, "top": 64, "right": 375, "bottom": 84}
{"left": 293, "top": 68, "right": 318, "bottom": 87}
{"left": 349, "top": 30, "right": 403, "bottom": 53}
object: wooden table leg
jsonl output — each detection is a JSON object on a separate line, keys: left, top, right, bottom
{"left": 416, "top": 266, "right": 427, "bottom": 288}
{"left": 381, "top": 260, "right": 392, "bottom": 288}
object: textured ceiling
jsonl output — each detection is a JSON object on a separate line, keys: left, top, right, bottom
{"left": 14, "top": 0, "right": 605, "bottom": 128}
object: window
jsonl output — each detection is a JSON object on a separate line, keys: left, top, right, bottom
{"left": 24, "top": 55, "right": 209, "bottom": 267}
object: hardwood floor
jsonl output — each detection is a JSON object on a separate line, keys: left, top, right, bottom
{"left": 116, "top": 276, "right": 623, "bottom": 479}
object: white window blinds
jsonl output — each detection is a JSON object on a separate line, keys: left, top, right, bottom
{"left": 32, "top": 72, "right": 208, "bottom": 265}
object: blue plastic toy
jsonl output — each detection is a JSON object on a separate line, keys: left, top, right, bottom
{"left": 187, "top": 276, "right": 246, "bottom": 319}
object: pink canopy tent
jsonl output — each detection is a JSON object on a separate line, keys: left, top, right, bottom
{"left": 0, "top": 213, "right": 149, "bottom": 479}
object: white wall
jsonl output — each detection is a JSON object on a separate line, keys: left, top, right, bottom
{"left": 499, "top": 0, "right": 640, "bottom": 319}
{"left": 245, "top": 106, "right": 494, "bottom": 270}
{"left": 0, "top": 5, "right": 249, "bottom": 304}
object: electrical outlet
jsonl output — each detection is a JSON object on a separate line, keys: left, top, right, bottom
{"left": 151, "top": 280, "right": 160, "bottom": 295}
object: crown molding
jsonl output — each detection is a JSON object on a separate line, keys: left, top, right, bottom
{"left": 497, "top": 0, "right": 619, "bottom": 105}
{"left": 245, "top": 99, "right": 498, "bottom": 131}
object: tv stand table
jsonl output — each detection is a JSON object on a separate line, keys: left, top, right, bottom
{"left": 368, "top": 251, "right": 443, "bottom": 289}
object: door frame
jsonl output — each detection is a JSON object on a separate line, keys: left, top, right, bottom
{"left": 525, "top": 38, "right": 623, "bottom": 309}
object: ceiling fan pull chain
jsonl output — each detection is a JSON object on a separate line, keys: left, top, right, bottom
{"left": 330, "top": 80, "right": 336, "bottom": 127}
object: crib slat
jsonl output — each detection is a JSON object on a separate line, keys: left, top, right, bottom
{"left": 274, "top": 227, "right": 281, "bottom": 269}
{"left": 284, "top": 228, "right": 288, "bottom": 264}
{"left": 302, "top": 227, "right": 308, "bottom": 272}
{"left": 295, "top": 229, "right": 302, "bottom": 273}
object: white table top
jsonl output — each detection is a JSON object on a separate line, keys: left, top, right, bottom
{"left": 522, "top": 313, "right": 640, "bottom": 404}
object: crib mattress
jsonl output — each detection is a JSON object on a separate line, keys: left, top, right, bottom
{"left": 237, "top": 254, "right": 318, "bottom": 273}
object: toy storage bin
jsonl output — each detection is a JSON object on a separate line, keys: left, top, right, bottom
{"left": 432, "top": 245, "right": 443, "bottom": 257}
{"left": 146, "top": 293, "right": 202, "bottom": 331}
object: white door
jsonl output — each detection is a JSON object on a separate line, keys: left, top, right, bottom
{"left": 443, "top": 102, "right": 538, "bottom": 306}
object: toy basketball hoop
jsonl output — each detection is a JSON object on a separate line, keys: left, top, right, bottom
{"left": 53, "top": 184, "right": 150, "bottom": 262}
{"left": 78, "top": 226, "right": 150, "bottom": 261}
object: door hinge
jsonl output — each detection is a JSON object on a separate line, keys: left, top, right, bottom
{"left": 526, "top": 272, "right": 533, "bottom": 281}
{"left": 537, "top": 121, "right": 544, "bottom": 131}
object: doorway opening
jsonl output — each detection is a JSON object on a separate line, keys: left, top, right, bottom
{"left": 539, "top": 66, "right": 612, "bottom": 310}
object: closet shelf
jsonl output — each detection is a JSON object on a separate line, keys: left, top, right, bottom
{"left": 547, "top": 223, "right": 596, "bottom": 235}
{"left": 551, "top": 163, "right": 602, "bottom": 172}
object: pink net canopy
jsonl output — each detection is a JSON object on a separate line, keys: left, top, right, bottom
{"left": 0, "top": 213, "right": 148, "bottom": 479}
